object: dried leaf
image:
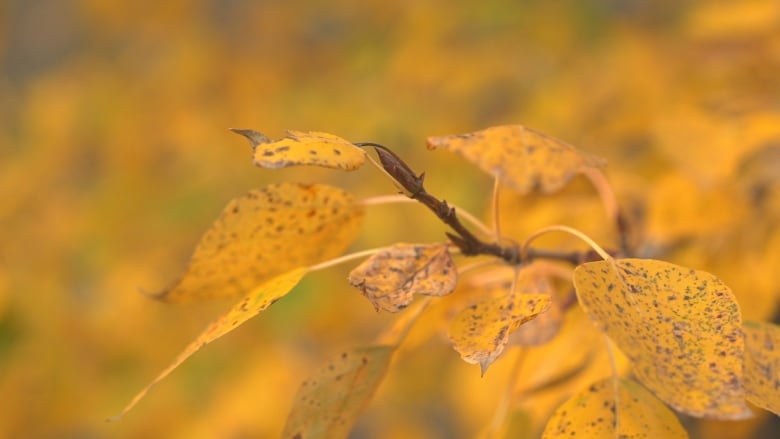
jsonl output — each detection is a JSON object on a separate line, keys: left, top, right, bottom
{"left": 449, "top": 292, "right": 551, "bottom": 375}
{"left": 542, "top": 378, "right": 689, "bottom": 439}
{"left": 573, "top": 258, "right": 751, "bottom": 419}
{"left": 157, "top": 183, "right": 363, "bottom": 302}
{"left": 426, "top": 124, "right": 605, "bottom": 194}
{"left": 110, "top": 268, "right": 307, "bottom": 421}
{"left": 348, "top": 243, "right": 457, "bottom": 313}
{"left": 742, "top": 320, "right": 780, "bottom": 415}
{"left": 282, "top": 346, "right": 394, "bottom": 439}
{"left": 232, "top": 128, "right": 366, "bottom": 170}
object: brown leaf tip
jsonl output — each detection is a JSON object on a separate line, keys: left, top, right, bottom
{"left": 229, "top": 128, "right": 271, "bottom": 148}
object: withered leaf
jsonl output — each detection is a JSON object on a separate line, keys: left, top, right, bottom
{"left": 348, "top": 243, "right": 457, "bottom": 313}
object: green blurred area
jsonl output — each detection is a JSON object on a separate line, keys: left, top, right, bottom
{"left": 1, "top": 0, "right": 779, "bottom": 437}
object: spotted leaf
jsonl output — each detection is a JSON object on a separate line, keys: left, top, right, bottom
{"left": 743, "top": 320, "right": 780, "bottom": 415}
{"left": 542, "top": 378, "right": 689, "bottom": 438}
{"left": 110, "top": 268, "right": 307, "bottom": 421}
{"left": 282, "top": 346, "right": 394, "bottom": 439}
{"left": 156, "top": 183, "right": 363, "bottom": 302}
{"left": 232, "top": 128, "right": 366, "bottom": 170}
{"left": 348, "top": 243, "right": 457, "bottom": 313}
{"left": 573, "top": 258, "right": 750, "bottom": 419}
{"left": 449, "top": 292, "right": 551, "bottom": 375}
{"left": 426, "top": 124, "right": 605, "bottom": 194}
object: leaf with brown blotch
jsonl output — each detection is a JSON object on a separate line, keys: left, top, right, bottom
{"left": 449, "top": 292, "right": 551, "bottom": 375}
{"left": 542, "top": 378, "right": 689, "bottom": 439}
{"left": 231, "top": 128, "right": 366, "bottom": 170}
{"left": 742, "top": 320, "right": 780, "bottom": 415}
{"left": 156, "top": 183, "right": 363, "bottom": 303}
{"left": 282, "top": 346, "right": 394, "bottom": 439}
{"left": 348, "top": 243, "right": 457, "bottom": 313}
{"left": 573, "top": 258, "right": 751, "bottom": 419}
{"left": 109, "top": 268, "right": 307, "bottom": 422}
{"left": 426, "top": 124, "right": 605, "bottom": 194}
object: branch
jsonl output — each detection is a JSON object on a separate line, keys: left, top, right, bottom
{"left": 354, "top": 142, "right": 607, "bottom": 266}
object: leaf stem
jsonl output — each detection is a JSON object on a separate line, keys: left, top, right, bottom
{"left": 308, "top": 247, "right": 387, "bottom": 272}
{"left": 492, "top": 176, "right": 502, "bottom": 242}
{"left": 521, "top": 225, "right": 612, "bottom": 262}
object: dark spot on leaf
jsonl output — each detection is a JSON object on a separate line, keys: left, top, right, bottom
{"left": 275, "top": 146, "right": 290, "bottom": 152}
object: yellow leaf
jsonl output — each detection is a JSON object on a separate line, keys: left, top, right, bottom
{"left": 542, "top": 378, "right": 689, "bottom": 439}
{"left": 449, "top": 292, "right": 551, "bottom": 375}
{"left": 426, "top": 124, "right": 605, "bottom": 194}
{"left": 348, "top": 243, "right": 457, "bottom": 313}
{"left": 157, "top": 183, "right": 363, "bottom": 302}
{"left": 742, "top": 320, "right": 780, "bottom": 415}
{"left": 110, "top": 267, "right": 307, "bottom": 421}
{"left": 573, "top": 258, "right": 751, "bottom": 419}
{"left": 231, "top": 128, "right": 366, "bottom": 170}
{"left": 281, "top": 346, "right": 394, "bottom": 439}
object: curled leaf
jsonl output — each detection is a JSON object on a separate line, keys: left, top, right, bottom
{"left": 157, "top": 183, "right": 363, "bottom": 303}
{"left": 542, "top": 378, "right": 689, "bottom": 438}
{"left": 282, "top": 346, "right": 394, "bottom": 439}
{"left": 348, "top": 243, "right": 457, "bottom": 313}
{"left": 426, "top": 124, "right": 605, "bottom": 194}
{"left": 573, "top": 258, "right": 751, "bottom": 419}
{"left": 232, "top": 128, "right": 366, "bottom": 170}
{"left": 742, "top": 320, "right": 780, "bottom": 415}
{"left": 449, "top": 292, "right": 551, "bottom": 375}
{"left": 110, "top": 268, "right": 307, "bottom": 421}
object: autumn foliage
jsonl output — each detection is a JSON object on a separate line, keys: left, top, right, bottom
{"left": 109, "top": 125, "right": 778, "bottom": 439}
{"left": 3, "top": 1, "right": 780, "bottom": 438}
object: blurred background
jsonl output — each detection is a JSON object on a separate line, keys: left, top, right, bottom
{"left": 1, "top": 0, "right": 779, "bottom": 437}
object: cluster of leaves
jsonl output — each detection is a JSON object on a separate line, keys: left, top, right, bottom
{"left": 113, "top": 125, "right": 779, "bottom": 438}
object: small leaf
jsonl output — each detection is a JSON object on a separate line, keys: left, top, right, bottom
{"left": 426, "top": 124, "right": 605, "bottom": 194}
{"left": 232, "top": 128, "right": 366, "bottom": 170}
{"left": 573, "top": 258, "right": 751, "bottom": 419}
{"left": 449, "top": 292, "right": 551, "bottom": 375}
{"left": 110, "top": 268, "right": 307, "bottom": 421}
{"left": 348, "top": 243, "right": 457, "bottom": 313}
{"left": 542, "top": 378, "right": 689, "bottom": 438}
{"left": 282, "top": 346, "right": 394, "bottom": 439}
{"left": 742, "top": 320, "right": 780, "bottom": 415}
{"left": 157, "top": 183, "right": 363, "bottom": 302}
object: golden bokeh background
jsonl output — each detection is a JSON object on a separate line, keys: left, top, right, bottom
{"left": 2, "top": 0, "right": 779, "bottom": 437}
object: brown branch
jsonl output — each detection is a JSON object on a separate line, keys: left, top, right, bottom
{"left": 354, "top": 142, "right": 608, "bottom": 266}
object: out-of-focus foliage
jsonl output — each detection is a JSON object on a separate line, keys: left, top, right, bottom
{"left": 2, "top": 0, "right": 779, "bottom": 438}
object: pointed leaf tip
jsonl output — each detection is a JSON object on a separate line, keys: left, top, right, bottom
{"left": 229, "top": 128, "right": 271, "bottom": 147}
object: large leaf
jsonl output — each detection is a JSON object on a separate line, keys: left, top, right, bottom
{"left": 348, "top": 243, "right": 457, "bottom": 312}
{"left": 426, "top": 124, "right": 605, "bottom": 194}
{"left": 542, "top": 378, "right": 689, "bottom": 438}
{"left": 742, "top": 320, "right": 780, "bottom": 415}
{"left": 281, "top": 346, "right": 394, "bottom": 439}
{"left": 110, "top": 268, "right": 307, "bottom": 421}
{"left": 573, "top": 258, "right": 750, "bottom": 419}
{"left": 449, "top": 292, "right": 551, "bottom": 375}
{"left": 157, "top": 183, "right": 363, "bottom": 302}
{"left": 232, "top": 129, "right": 366, "bottom": 170}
